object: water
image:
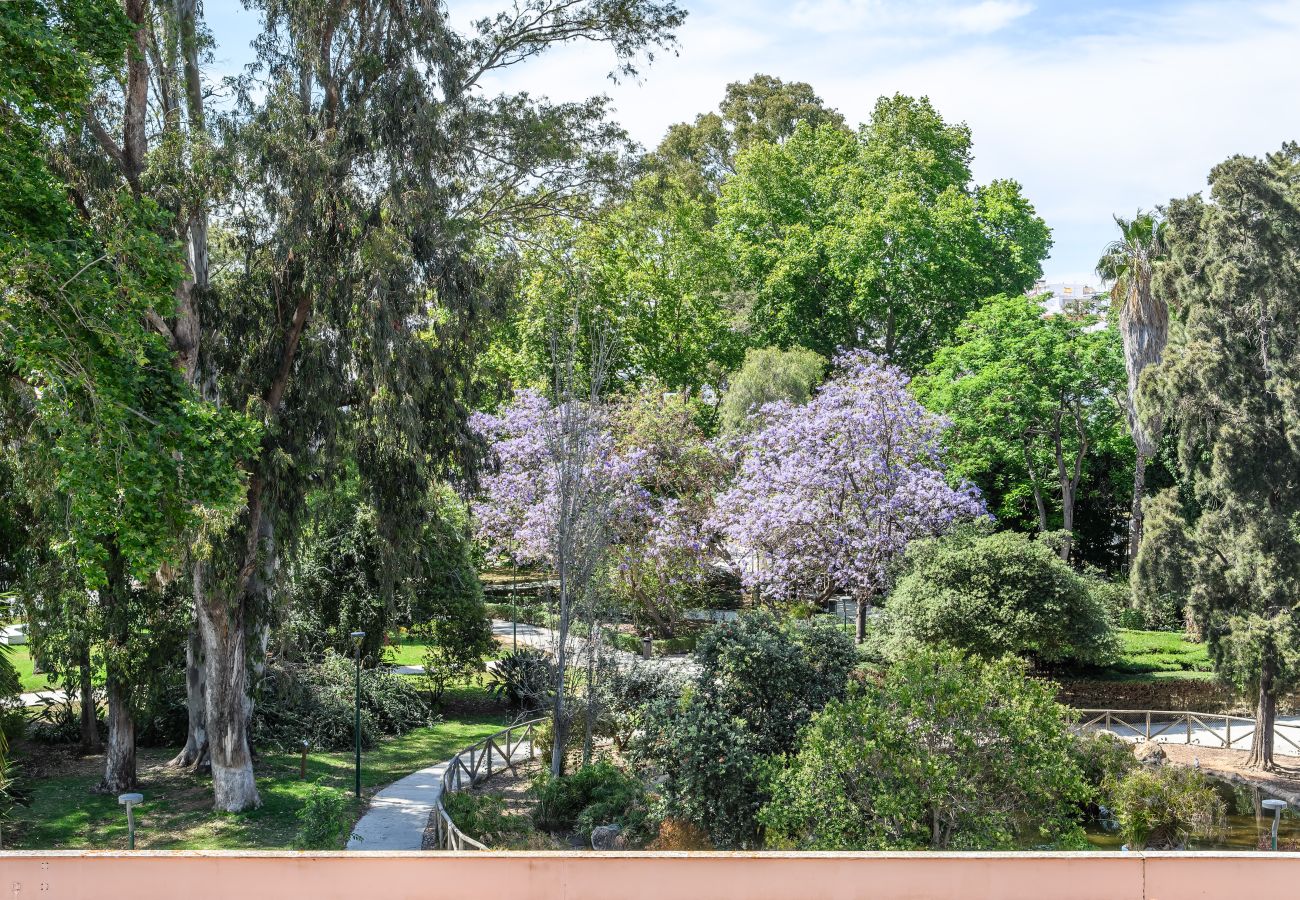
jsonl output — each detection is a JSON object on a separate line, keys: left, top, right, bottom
{"left": 1086, "top": 777, "right": 1300, "bottom": 851}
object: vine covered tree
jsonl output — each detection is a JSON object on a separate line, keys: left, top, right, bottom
{"left": 712, "top": 352, "right": 985, "bottom": 641}
{"left": 1135, "top": 145, "right": 1300, "bottom": 770}
{"left": 1097, "top": 211, "right": 1169, "bottom": 562}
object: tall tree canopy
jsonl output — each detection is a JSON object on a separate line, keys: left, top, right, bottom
{"left": 916, "top": 293, "right": 1129, "bottom": 564}
{"left": 716, "top": 95, "right": 1051, "bottom": 369}
{"left": 1135, "top": 144, "right": 1300, "bottom": 770}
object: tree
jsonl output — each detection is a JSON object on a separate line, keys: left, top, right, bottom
{"left": 645, "top": 73, "right": 847, "bottom": 203}
{"left": 761, "top": 650, "right": 1090, "bottom": 850}
{"left": 877, "top": 528, "right": 1118, "bottom": 669}
{"left": 916, "top": 293, "right": 1129, "bottom": 562}
{"left": 1097, "top": 212, "right": 1169, "bottom": 563}
{"left": 1134, "top": 145, "right": 1300, "bottom": 770}
{"left": 716, "top": 96, "right": 1051, "bottom": 368}
{"left": 718, "top": 346, "right": 826, "bottom": 434}
{"left": 712, "top": 351, "right": 984, "bottom": 641}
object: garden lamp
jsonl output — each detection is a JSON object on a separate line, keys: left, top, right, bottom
{"left": 1263, "top": 798, "right": 1287, "bottom": 850}
{"left": 351, "top": 630, "right": 366, "bottom": 798}
{"left": 118, "top": 793, "right": 143, "bottom": 850}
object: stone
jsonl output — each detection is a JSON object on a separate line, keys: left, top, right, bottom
{"left": 590, "top": 824, "right": 625, "bottom": 850}
{"left": 1134, "top": 740, "right": 1167, "bottom": 766}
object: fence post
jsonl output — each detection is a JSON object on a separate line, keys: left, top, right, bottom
{"left": 1226, "top": 717, "right": 1232, "bottom": 748}
{"left": 1105, "top": 711, "right": 1111, "bottom": 730}
{"left": 1186, "top": 715, "right": 1192, "bottom": 744}
{"left": 1146, "top": 711, "right": 1151, "bottom": 740}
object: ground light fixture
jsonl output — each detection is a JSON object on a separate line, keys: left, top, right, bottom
{"left": 117, "top": 793, "right": 143, "bottom": 850}
{"left": 1262, "top": 798, "right": 1287, "bottom": 850}
{"left": 351, "top": 630, "right": 366, "bottom": 799}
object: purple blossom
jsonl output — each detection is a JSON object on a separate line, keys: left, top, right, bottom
{"left": 711, "top": 351, "right": 986, "bottom": 602}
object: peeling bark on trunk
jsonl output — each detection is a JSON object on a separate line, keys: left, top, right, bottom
{"left": 99, "top": 671, "right": 136, "bottom": 794}
{"left": 1128, "top": 451, "right": 1147, "bottom": 567}
{"left": 169, "top": 610, "right": 208, "bottom": 770}
{"left": 855, "top": 593, "right": 869, "bottom": 644}
{"left": 78, "top": 645, "right": 101, "bottom": 755}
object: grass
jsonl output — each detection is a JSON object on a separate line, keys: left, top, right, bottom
{"left": 1098, "top": 629, "right": 1216, "bottom": 681}
{"left": 5, "top": 645, "right": 61, "bottom": 693}
{"left": 4, "top": 683, "right": 511, "bottom": 850}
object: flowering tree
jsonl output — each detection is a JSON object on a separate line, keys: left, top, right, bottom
{"left": 712, "top": 352, "right": 985, "bottom": 641}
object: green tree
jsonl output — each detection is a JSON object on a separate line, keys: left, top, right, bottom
{"left": 761, "top": 650, "right": 1090, "bottom": 850}
{"left": 717, "top": 96, "right": 1051, "bottom": 368}
{"left": 876, "top": 528, "right": 1118, "bottom": 669}
{"left": 1097, "top": 211, "right": 1169, "bottom": 562}
{"left": 1134, "top": 145, "right": 1300, "bottom": 770}
{"left": 916, "top": 293, "right": 1130, "bottom": 562}
{"left": 718, "top": 346, "right": 826, "bottom": 434}
{"left": 645, "top": 73, "right": 846, "bottom": 203}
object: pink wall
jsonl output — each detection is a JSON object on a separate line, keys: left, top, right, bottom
{"left": 2, "top": 850, "right": 1297, "bottom": 900}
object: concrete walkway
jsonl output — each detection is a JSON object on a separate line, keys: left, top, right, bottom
{"left": 347, "top": 734, "right": 533, "bottom": 850}
{"left": 19, "top": 688, "right": 68, "bottom": 708}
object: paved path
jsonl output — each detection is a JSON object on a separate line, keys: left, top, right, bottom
{"left": 18, "top": 688, "right": 68, "bottom": 708}
{"left": 347, "top": 735, "right": 532, "bottom": 850}
{"left": 1087, "top": 713, "right": 1300, "bottom": 756}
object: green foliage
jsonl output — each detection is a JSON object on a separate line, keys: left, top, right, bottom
{"left": 1108, "top": 765, "right": 1225, "bottom": 850}
{"left": 718, "top": 346, "right": 826, "bottom": 434}
{"left": 1072, "top": 731, "right": 1137, "bottom": 798}
{"left": 593, "top": 663, "right": 682, "bottom": 752}
{"left": 717, "top": 96, "right": 1050, "bottom": 368}
{"left": 761, "top": 650, "right": 1090, "bottom": 850}
{"left": 253, "top": 652, "right": 433, "bottom": 752}
{"left": 915, "top": 293, "right": 1130, "bottom": 567}
{"left": 294, "top": 781, "right": 352, "bottom": 849}
{"left": 531, "top": 761, "right": 649, "bottom": 842}
{"left": 486, "top": 648, "right": 556, "bottom": 713}
{"left": 877, "top": 528, "right": 1119, "bottom": 668}
{"left": 442, "top": 791, "right": 540, "bottom": 848}
{"left": 1108, "top": 629, "right": 1213, "bottom": 677}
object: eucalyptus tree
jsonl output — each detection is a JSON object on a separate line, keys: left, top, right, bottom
{"left": 184, "top": 0, "right": 684, "bottom": 809}
{"left": 1134, "top": 145, "right": 1300, "bottom": 770}
{"left": 1097, "top": 211, "right": 1168, "bottom": 562}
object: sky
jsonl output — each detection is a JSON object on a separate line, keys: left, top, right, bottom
{"left": 202, "top": 0, "right": 1300, "bottom": 282}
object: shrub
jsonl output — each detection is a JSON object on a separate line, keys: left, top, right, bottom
{"left": 254, "top": 652, "right": 433, "bottom": 752}
{"left": 648, "top": 817, "right": 713, "bottom": 850}
{"left": 410, "top": 590, "right": 494, "bottom": 705}
{"left": 719, "top": 346, "right": 826, "bottom": 435}
{"left": 878, "top": 528, "right": 1119, "bottom": 669}
{"left": 294, "top": 781, "right": 352, "bottom": 849}
{"left": 1108, "top": 765, "right": 1225, "bottom": 849}
{"left": 487, "top": 648, "right": 555, "bottom": 713}
{"left": 595, "top": 664, "right": 682, "bottom": 752}
{"left": 442, "top": 791, "right": 539, "bottom": 848}
{"left": 1073, "top": 731, "right": 1136, "bottom": 797}
{"left": 531, "top": 761, "right": 649, "bottom": 843}
{"left": 761, "top": 650, "right": 1091, "bottom": 850}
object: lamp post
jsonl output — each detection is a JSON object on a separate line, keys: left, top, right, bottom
{"left": 118, "top": 793, "right": 143, "bottom": 849}
{"left": 350, "top": 630, "right": 366, "bottom": 799}
{"left": 1263, "top": 798, "right": 1287, "bottom": 850}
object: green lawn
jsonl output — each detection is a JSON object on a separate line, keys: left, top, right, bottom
{"left": 5, "top": 686, "right": 510, "bottom": 850}
{"left": 5, "top": 644, "right": 60, "bottom": 693}
{"left": 1106, "top": 628, "right": 1215, "bottom": 680}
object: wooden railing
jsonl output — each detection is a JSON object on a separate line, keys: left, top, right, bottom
{"left": 431, "top": 717, "right": 545, "bottom": 851}
{"left": 1074, "top": 708, "right": 1300, "bottom": 754}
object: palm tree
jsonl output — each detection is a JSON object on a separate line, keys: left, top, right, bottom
{"left": 1097, "top": 211, "right": 1168, "bottom": 565}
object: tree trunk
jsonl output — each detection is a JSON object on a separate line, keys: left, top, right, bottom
{"left": 169, "top": 614, "right": 208, "bottom": 770}
{"left": 1128, "top": 450, "right": 1147, "bottom": 567}
{"left": 855, "top": 593, "right": 869, "bottom": 644}
{"left": 77, "top": 644, "right": 101, "bottom": 755}
{"left": 196, "top": 560, "right": 260, "bottom": 811}
{"left": 1248, "top": 662, "right": 1276, "bottom": 770}
{"left": 98, "top": 670, "right": 136, "bottom": 794}
{"left": 550, "top": 573, "right": 571, "bottom": 778}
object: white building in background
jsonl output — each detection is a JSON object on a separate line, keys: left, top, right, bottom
{"left": 1029, "top": 280, "right": 1108, "bottom": 317}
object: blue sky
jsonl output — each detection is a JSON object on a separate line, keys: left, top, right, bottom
{"left": 202, "top": 0, "right": 1300, "bottom": 282}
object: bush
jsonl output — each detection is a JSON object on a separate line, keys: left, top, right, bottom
{"left": 1073, "top": 731, "right": 1137, "bottom": 797}
{"left": 1108, "top": 765, "right": 1225, "bottom": 849}
{"left": 531, "top": 761, "right": 649, "bottom": 843}
{"left": 486, "top": 648, "right": 556, "bottom": 713}
{"left": 254, "top": 652, "right": 433, "bottom": 752}
{"left": 595, "top": 664, "right": 682, "bottom": 752}
{"left": 761, "top": 650, "right": 1091, "bottom": 850}
{"left": 294, "top": 781, "right": 352, "bottom": 849}
{"left": 719, "top": 346, "right": 826, "bottom": 435}
{"left": 411, "top": 590, "right": 494, "bottom": 705}
{"left": 442, "top": 791, "right": 540, "bottom": 848}
{"left": 878, "top": 528, "right": 1119, "bottom": 669}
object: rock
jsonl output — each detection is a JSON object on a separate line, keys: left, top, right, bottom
{"left": 591, "top": 824, "right": 625, "bottom": 850}
{"left": 1134, "top": 740, "right": 1167, "bottom": 766}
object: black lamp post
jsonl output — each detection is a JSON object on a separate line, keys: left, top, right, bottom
{"left": 350, "top": 630, "right": 365, "bottom": 798}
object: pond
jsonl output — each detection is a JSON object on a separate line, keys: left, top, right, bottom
{"left": 1086, "top": 776, "right": 1300, "bottom": 851}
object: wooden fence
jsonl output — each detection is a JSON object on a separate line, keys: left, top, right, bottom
{"left": 431, "top": 717, "right": 545, "bottom": 851}
{"left": 1075, "top": 708, "right": 1300, "bottom": 754}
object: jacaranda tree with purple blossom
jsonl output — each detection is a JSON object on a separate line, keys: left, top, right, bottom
{"left": 713, "top": 351, "right": 985, "bottom": 641}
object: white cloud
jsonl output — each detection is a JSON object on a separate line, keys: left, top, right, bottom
{"left": 788, "top": 0, "right": 1032, "bottom": 35}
